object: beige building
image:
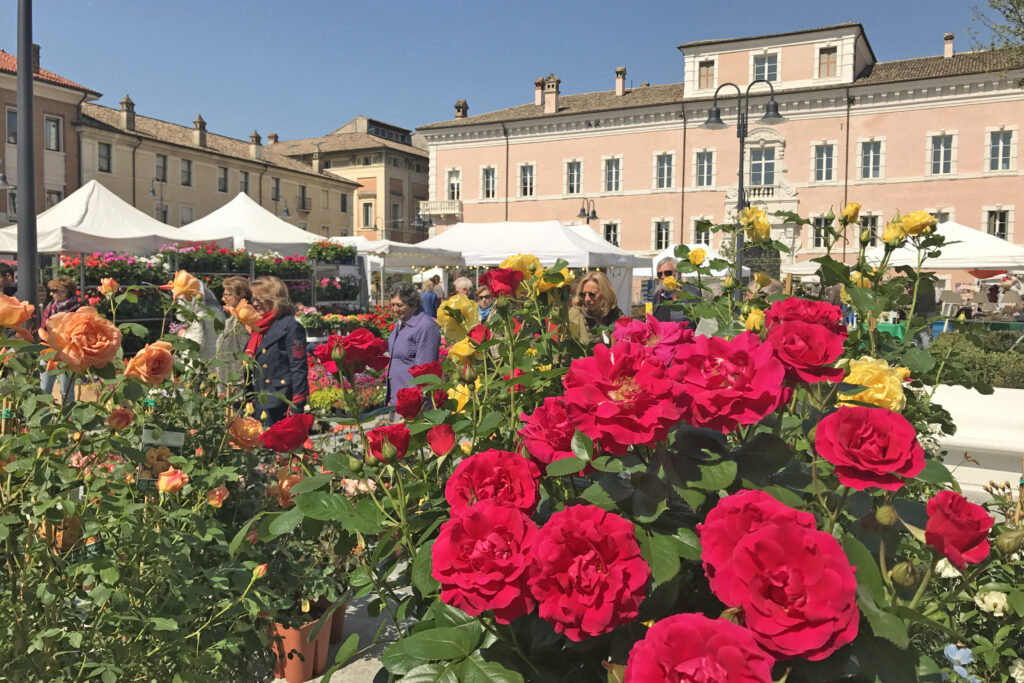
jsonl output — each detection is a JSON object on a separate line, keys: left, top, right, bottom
{"left": 77, "top": 98, "right": 359, "bottom": 237}
{"left": 1, "top": 46, "right": 99, "bottom": 225}
{"left": 268, "top": 116, "right": 430, "bottom": 243}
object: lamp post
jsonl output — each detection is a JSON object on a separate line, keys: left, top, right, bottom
{"left": 576, "top": 198, "right": 598, "bottom": 225}
{"left": 16, "top": 0, "right": 37, "bottom": 311}
{"left": 147, "top": 177, "right": 164, "bottom": 222}
{"left": 702, "top": 79, "right": 784, "bottom": 287}
{"left": 411, "top": 213, "right": 434, "bottom": 234}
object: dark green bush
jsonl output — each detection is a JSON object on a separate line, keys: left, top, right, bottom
{"left": 929, "top": 332, "right": 1024, "bottom": 389}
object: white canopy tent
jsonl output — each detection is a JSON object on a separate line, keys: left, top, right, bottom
{"left": 331, "top": 236, "right": 464, "bottom": 301}
{"left": 0, "top": 180, "right": 208, "bottom": 254}
{"left": 633, "top": 244, "right": 750, "bottom": 279}
{"left": 176, "top": 192, "right": 320, "bottom": 254}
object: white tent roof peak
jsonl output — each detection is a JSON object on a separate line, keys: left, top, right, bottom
{"left": 176, "top": 192, "right": 320, "bottom": 253}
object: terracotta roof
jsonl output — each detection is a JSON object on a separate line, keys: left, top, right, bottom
{"left": 677, "top": 22, "right": 863, "bottom": 50}
{"left": 0, "top": 49, "right": 100, "bottom": 96}
{"left": 270, "top": 132, "right": 427, "bottom": 158}
{"left": 419, "top": 48, "right": 1024, "bottom": 131}
{"left": 79, "top": 102, "right": 358, "bottom": 185}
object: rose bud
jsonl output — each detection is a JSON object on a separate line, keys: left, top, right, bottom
{"left": 252, "top": 563, "right": 267, "bottom": 579}
{"left": 245, "top": 528, "right": 259, "bottom": 544}
{"left": 995, "top": 528, "right": 1024, "bottom": 554}
{"left": 875, "top": 504, "right": 899, "bottom": 527}
{"left": 860, "top": 229, "right": 872, "bottom": 246}
{"left": 106, "top": 406, "right": 134, "bottom": 431}
{"left": 889, "top": 561, "right": 918, "bottom": 587}
{"left": 156, "top": 467, "right": 188, "bottom": 494}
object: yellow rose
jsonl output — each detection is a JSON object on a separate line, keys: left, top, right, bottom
{"left": 99, "top": 277, "right": 119, "bottom": 296}
{"left": 536, "top": 266, "right": 574, "bottom": 293}
{"left": 739, "top": 206, "right": 771, "bottom": 242}
{"left": 500, "top": 253, "right": 542, "bottom": 278}
{"left": 899, "top": 210, "right": 938, "bottom": 236}
{"left": 841, "top": 356, "right": 911, "bottom": 412}
{"left": 662, "top": 275, "right": 679, "bottom": 291}
{"left": 744, "top": 308, "right": 765, "bottom": 332}
{"left": 688, "top": 248, "right": 707, "bottom": 267}
{"left": 160, "top": 270, "right": 201, "bottom": 301}
{"left": 448, "top": 384, "right": 471, "bottom": 413}
{"left": 447, "top": 337, "right": 477, "bottom": 365}
{"left": 754, "top": 272, "right": 771, "bottom": 288}
{"left": 841, "top": 202, "right": 862, "bottom": 224}
{"left": 436, "top": 295, "right": 481, "bottom": 341}
{"left": 228, "top": 299, "right": 261, "bottom": 331}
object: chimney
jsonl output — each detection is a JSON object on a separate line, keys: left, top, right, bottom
{"left": 454, "top": 99, "right": 468, "bottom": 118}
{"left": 544, "top": 73, "right": 560, "bottom": 114}
{"left": 267, "top": 133, "right": 279, "bottom": 144}
{"left": 193, "top": 114, "right": 206, "bottom": 147}
{"left": 31, "top": 44, "right": 39, "bottom": 72}
{"left": 615, "top": 66, "right": 626, "bottom": 96}
{"left": 249, "top": 130, "right": 262, "bottom": 160}
{"left": 944, "top": 32, "right": 954, "bottom": 58}
{"left": 534, "top": 78, "right": 544, "bottom": 105}
{"left": 312, "top": 146, "right": 322, "bottom": 172}
{"left": 119, "top": 94, "right": 135, "bottom": 131}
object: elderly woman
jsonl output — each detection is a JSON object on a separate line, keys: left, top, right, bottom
{"left": 40, "top": 275, "right": 81, "bottom": 404}
{"left": 568, "top": 271, "right": 624, "bottom": 345}
{"left": 385, "top": 282, "right": 441, "bottom": 407}
{"left": 476, "top": 285, "right": 495, "bottom": 322}
{"left": 215, "top": 276, "right": 253, "bottom": 397}
{"left": 247, "top": 276, "right": 309, "bottom": 426}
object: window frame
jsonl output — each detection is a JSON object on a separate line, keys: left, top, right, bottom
{"left": 5, "top": 108, "right": 16, "bottom": 145}
{"left": 812, "top": 142, "right": 835, "bottom": 182}
{"left": 691, "top": 217, "right": 713, "bottom": 246}
{"left": 752, "top": 53, "right": 779, "bottom": 82}
{"left": 180, "top": 159, "right": 193, "bottom": 186}
{"left": 654, "top": 152, "right": 674, "bottom": 189}
{"left": 154, "top": 153, "right": 167, "bottom": 183}
{"left": 929, "top": 133, "right": 955, "bottom": 176}
{"left": 97, "top": 142, "right": 112, "bottom": 173}
{"left": 694, "top": 149, "right": 714, "bottom": 188}
{"left": 340, "top": 193, "right": 348, "bottom": 213}
{"left": 858, "top": 138, "right": 884, "bottom": 180}
{"left": 180, "top": 205, "right": 195, "bottom": 226}
{"left": 518, "top": 163, "right": 535, "bottom": 198}
{"left": 652, "top": 219, "right": 672, "bottom": 251}
{"left": 240, "top": 170, "right": 250, "bottom": 195}
{"left": 749, "top": 147, "right": 776, "bottom": 186}
{"left": 985, "top": 127, "right": 1017, "bottom": 172}
{"left": 602, "top": 156, "right": 622, "bottom": 193}
{"left": 859, "top": 213, "right": 881, "bottom": 247}
{"left": 817, "top": 46, "right": 838, "bottom": 79}
{"left": 43, "top": 115, "right": 63, "bottom": 152}
{"left": 217, "top": 167, "right": 229, "bottom": 193}
{"left": 480, "top": 166, "right": 497, "bottom": 200}
{"left": 697, "top": 59, "right": 716, "bottom": 90}
{"left": 446, "top": 167, "right": 462, "bottom": 201}
{"left": 810, "top": 215, "right": 831, "bottom": 250}
{"left": 362, "top": 201, "right": 374, "bottom": 228}
{"left": 271, "top": 177, "right": 281, "bottom": 202}
{"left": 565, "top": 159, "right": 582, "bottom": 195}
{"left": 985, "top": 207, "right": 1013, "bottom": 241}
{"left": 602, "top": 220, "right": 621, "bottom": 247}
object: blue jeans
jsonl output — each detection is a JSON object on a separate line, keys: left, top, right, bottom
{"left": 41, "top": 365, "right": 76, "bottom": 406}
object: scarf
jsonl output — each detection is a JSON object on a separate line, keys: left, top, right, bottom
{"left": 245, "top": 310, "right": 278, "bottom": 357}
{"left": 41, "top": 296, "right": 81, "bottom": 328}
{"left": 479, "top": 304, "right": 493, "bottom": 321}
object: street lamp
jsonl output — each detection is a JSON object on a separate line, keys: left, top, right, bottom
{"left": 147, "top": 177, "right": 165, "bottom": 222}
{"left": 703, "top": 79, "right": 785, "bottom": 287}
{"left": 576, "top": 198, "right": 598, "bottom": 224}
{"left": 411, "top": 213, "right": 434, "bottom": 232}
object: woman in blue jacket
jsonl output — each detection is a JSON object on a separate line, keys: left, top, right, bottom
{"left": 247, "top": 276, "right": 309, "bottom": 426}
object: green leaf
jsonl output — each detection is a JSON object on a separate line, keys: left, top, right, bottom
{"left": 915, "top": 460, "right": 953, "bottom": 484}
{"left": 639, "top": 531, "right": 680, "bottom": 588}
{"left": 580, "top": 481, "right": 616, "bottom": 510}
{"left": 67, "top": 631, "right": 83, "bottom": 648}
{"left": 476, "top": 411, "right": 503, "bottom": 437}
{"left": 842, "top": 533, "right": 884, "bottom": 603}
{"left": 267, "top": 507, "right": 304, "bottom": 537}
{"left": 570, "top": 430, "right": 594, "bottom": 462}
{"left": 673, "top": 528, "right": 702, "bottom": 561}
{"left": 400, "top": 625, "right": 481, "bottom": 662}
{"left": 334, "top": 633, "right": 359, "bottom": 666}
{"left": 456, "top": 654, "right": 525, "bottom": 683}
{"left": 545, "top": 456, "right": 587, "bottom": 477}
{"left": 228, "top": 512, "right": 264, "bottom": 556}
{"left": 692, "top": 460, "right": 737, "bottom": 491}
{"left": 412, "top": 539, "right": 440, "bottom": 596}
{"left": 401, "top": 663, "right": 460, "bottom": 683}
{"left": 295, "top": 490, "right": 354, "bottom": 521}
{"left": 857, "top": 585, "right": 909, "bottom": 648}
{"left": 288, "top": 473, "right": 333, "bottom": 495}
{"left": 1008, "top": 590, "right": 1024, "bottom": 617}
{"left": 847, "top": 285, "right": 883, "bottom": 315}
{"left": 901, "top": 348, "right": 935, "bottom": 374}
{"left": 889, "top": 605, "right": 962, "bottom": 641}
{"left": 149, "top": 617, "right": 178, "bottom": 631}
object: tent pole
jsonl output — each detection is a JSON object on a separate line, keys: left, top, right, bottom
{"left": 249, "top": 254, "right": 255, "bottom": 280}
{"left": 380, "top": 256, "right": 386, "bottom": 303}
{"left": 311, "top": 257, "right": 317, "bottom": 307}
{"left": 78, "top": 253, "right": 85, "bottom": 302}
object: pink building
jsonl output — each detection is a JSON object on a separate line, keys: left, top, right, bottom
{"left": 417, "top": 23, "right": 1024, "bottom": 289}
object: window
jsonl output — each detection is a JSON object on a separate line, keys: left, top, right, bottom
{"left": 754, "top": 54, "right": 778, "bottom": 82}
{"left": 240, "top": 170, "right": 250, "bottom": 195}
{"left": 749, "top": 148, "right": 775, "bottom": 186}
{"left": 217, "top": 167, "right": 228, "bottom": 192}
{"left": 519, "top": 164, "right": 535, "bottom": 197}
{"left": 990, "top": 130, "right": 1013, "bottom": 171}
{"left": 860, "top": 215, "right": 879, "bottom": 247}
{"left": 44, "top": 116, "right": 62, "bottom": 152}
{"left": 362, "top": 202, "right": 373, "bottom": 228}
{"left": 447, "top": 169, "right": 461, "bottom": 200}
{"left": 321, "top": 189, "right": 329, "bottom": 210}
{"left": 181, "top": 159, "right": 192, "bottom": 186}
{"left": 155, "top": 154, "right": 167, "bottom": 182}
{"left": 988, "top": 210, "right": 1009, "bottom": 240}
{"left": 392, "top": 202, "right": 401, "bottom": 228}
{"left": 930, "top": 211, "right": 949, "bottom": 223}
{"left": 180, "top": 206, "right": 194, "bottom": 225}
{"left": 299, "top": 185, "right": 309, "bottom": 211}
{"left": 698, "top": 60, "right": 715, "bottom": 89}
{"left": 696, "top": 151, "right": 713, "bottom": 187}
{"left": 8, "top": 189, "right": 16, "bottom": 216}
{"left": 566, "top": 161, "right": 581, "bottom": 194}
{"left": 861, "top": 141, "right": 882, "bottom": 179}
{"left": 813, "top": 144, "right": 834, "bottom": 182}
{"left": 656, "top": 154, "right": 673, "bottom": 189}
{"left": 693, "top": 220, "right": 712, "bottom": 246}
{"left": 340, "top": 193, "right": 348, "bottom": 212}
{"left": 5, "top": 109, "right": 15, "bottom": 144}
{"left": 812, "top": 216, "right": 830, "bottom": 249}
{"left": 818, "top": 47, "right": 838, "bottom": 78}
{"left": 271, "top": 177, "right": 280, "bottom": 202}
{"left": 603, "top": 158, "right": 621, "bottom": 192}
{"left": 482, "top": 167, "right": 496, "bottom": 199}
{"left": 931, "top": 135, "right": 953, "bottom": 175}
{"left": 45, "top": 190, "right": 62, "bottom": 208}
{"left": 603, "top": 222, "right": 620, "bottom": 246}
{"left": 98, "top": 142, "right": 112, "bottom": 173}
{"left": 654, "top": 221, "right": 671, "bottom": 250}
{"left": 155, "top": 203, "right": 168, "bottom": 223}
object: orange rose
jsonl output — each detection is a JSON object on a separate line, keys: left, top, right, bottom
{"left": 39, "top": 306, "right": 121, "bottom": 374}
{"left": 268, "top": 467, "right": 303, "bottom": 509}
{"left": 99, "top": 278, "right": 119, "bottom": 296}
{"left": 159, "top": 270, "right": 201, "bottom": 301}
{"left": 206, "top": 485, "right": 229, "bottom": 508}
{"left": 156, "top": 466, "right": 188, "bottom": 493}
{"left": 106, "top": 406, "right": 134, "bottom": 431}
{"left": 228, "top": 299, "right": 261, "bottom": 331}
{"left": 124, "top": 341, "right": 174, "bottom": 384}
{"left": 228, "top": 416, "right": 263, "bottom": 452}
{"left": 0, "top": 292, "right": 34, "bottom": 342}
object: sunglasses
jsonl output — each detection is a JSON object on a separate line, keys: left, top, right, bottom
{"left": 581, "top": 292, "right": 599, "bottom": 300}
{"left": 478, "top": 294, "right": 493, "bottom": 300}
{"left": 657, "top": 270, "right": 674, "bottom": 278}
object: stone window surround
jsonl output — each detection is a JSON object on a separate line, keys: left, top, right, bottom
{"left": 813, "top": 42, "right": 841, "bottom": 80}
{"left": 601, "top": 219, "right": 621, "bottom": 247}
{"left": 982, "top": 205, "right": 1014, "bottom": 241}
{"left": 97, "top": 141, "right": 113, "bottom": 173}
{"left": 479, "top": 165, "right": 498, "bottom": 201}
{"left": 925, "top": 129, "right": 959, "bottom": 177}
{"left": 516, "top": 161, "right": 536, "bottom": 198}
{"left": 651, "top": 217, "right": 674, "bottom": 250}
{"left": 445, "top": 166, "right": 462, "bottom": 201}
{"left": 984, "top": 125, "right": 1018, "bottom": 173}
{"left": 43, "top": 114, "right": 63, "bottom": 152}
{"left": 601, "top": 154, "right": 623, "bottom": 194}
{"left": 694, "top": 56, "right": 718, "bottom": 93}
{"left": 857, "top": 210, "right": 884, "bottom": 247}
{"left": 179, "top": 205, "right": 195, "bottom": 226}
{"left": 652, "top": 150, "right": 676, "bottom": 190}
{"left": 563, "top": 157, "right": 584, "bottom": 196}
{"left": 749, "top": 48, "right": 782, "bottom": 84}
{"left": 809, "top": 139, "right": 839, "bottom": 184}
{"left": 807, "top": 211, "right": 832, "bottom": 251}
{"left": 856, "top": 136, "right": 886, "bottom": 180}
{"left": 692, "top": 147, "right": 716, "bottom": 189}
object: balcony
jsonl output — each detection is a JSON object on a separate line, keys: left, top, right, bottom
{"left": 296, "top": 195, "right": 312, "bottom": 213}
{"left": 744, "top": 184, "right": 776, "bottom": 200}
{"left": 419, "top": 199, "right": 462, "bottom": 216}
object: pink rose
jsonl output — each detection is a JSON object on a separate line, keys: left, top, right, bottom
{"left": 445, "top": 449, "right": 541, "bottom": 515}
{"left": 518, "top": 396, "right": 581, "bottom": 473}
{"left": 611, "top": 314, "right": 693, "bottom": 364}
{"left": 814, "top": 406, "right": 925, "bottom": 491}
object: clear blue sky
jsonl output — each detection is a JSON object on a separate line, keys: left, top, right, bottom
{"left": 1, "top": 0, "right": 995, "bottom": 141}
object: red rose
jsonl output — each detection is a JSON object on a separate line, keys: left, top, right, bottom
{"left": 669, "top": 332, "right": 787, "bottom": 434}
{"left": 445, "top": 449, "right": 541, "bottom": 515}
{"left": 430, "top": 389, "right": 448, "bottom": 409}
{"left": 259, "top": 413, "right": 314, "bottom": 452}
{"left": 502, "top": 368, "right": 525, "bottom": 392}
{"left": 697, "top": 490, "right": 816, "bottom": 593}
{"left": 314, "top": 328, "right": 388, "bottom": 375}
{"left": 815, "top": 406, "right": 925, "bottom": 491}
{"left": 766, "top": 297, "right": 845, "bottom": 336}
{"left": 367, "top": 423, "right": 411, "bottom": 461}
{"left": 409, "top": 361, "right": 443, "bottom": 380}
{"left": 710, "top": 522, "right": 859, "bottom": 661}
{"left": 479, "top": 268, "right": 524, "bottom": 297}
{"left": 426, "top": 423, "right": 456, "bottom": 456}
{"left": 925, "top": 490, "right": 993, "bottom": 570}
{"left": 519, "top": 397, "right": 581, "bottom": 474}
{"left": 611, "top": 314, "right": 693, "bottom": 364}
{"left": 468, "top": 324, "right": 492, "bottom": 345}
{"left": 625, "top": 613, "right": 774, "bottom": 683}
{"left": 766, "top": 320, "right": 846, "bottom": 383}
{"left": 395, "top": 386, "right": 423, "bottom": 420}
{"left": 432, "top": 501, "right": 538, "bottom": 624}
{"left": 562, "top": 341, "right": 684, "bottom": 454}
{"left": 528, "top": 505, "right": 650, "bottom": 641}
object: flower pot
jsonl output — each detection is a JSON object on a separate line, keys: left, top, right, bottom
{"left": 270, "top": 617, "right": 331, "bottom": 683}
{"left": 314, "top": 598, "right": 347, "bottom": 643}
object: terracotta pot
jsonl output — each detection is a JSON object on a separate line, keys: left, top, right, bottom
{"left": 313, "top": 598, "right": 348, "bottom": 644}
{"left": 270, "top": 617, "right": 331, "bottom": 683}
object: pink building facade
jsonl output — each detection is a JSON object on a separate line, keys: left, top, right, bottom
{"left": 417, "top": 23, "right": 1024, "bottom": 289}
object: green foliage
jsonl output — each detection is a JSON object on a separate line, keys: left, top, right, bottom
{"left": 926, "top": 332, "right": 1024, "bottom": 389}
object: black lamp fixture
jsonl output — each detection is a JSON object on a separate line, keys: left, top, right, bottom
{"left": 147, "top": 177, "right": 165, "bottom": 220}
{"left": 280, "top": 200, "right": 291, "bottom": 219}
{"left": 576, "top": 198, "right": 598, "bottom": 223}
{"left": 411, "top": 213, "right": 434, "bottom": 231}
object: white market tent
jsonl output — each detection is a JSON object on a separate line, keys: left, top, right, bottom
{"left": 0, "top": 180, "right": 209, "bottom": 254}
{"left": 176, "top": 192, "right": 320, "bottom": 254}
{"left": 331, "top": 236, "right": 464, "bottom": 301}
{"left": 633, "top": 244, "right": 750, "bottom": 279}
{"left": 418, "top": 221, "right": 647, "bottom": 310}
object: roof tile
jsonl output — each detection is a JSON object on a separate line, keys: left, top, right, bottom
{"left": 0, "top": 49, "right": 99, "bottom": 95}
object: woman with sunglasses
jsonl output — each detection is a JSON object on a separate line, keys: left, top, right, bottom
{"left": 246, "top": 276, "right": 309, "bottom": 426}
{"left": 476, "top": 285, "right": 495, "bottom": 322}
{"left": 569, "top": 271, "right": 623, "bottom": 345}
{"left": 40, "top": 276, "right": 81, "bottom": 405}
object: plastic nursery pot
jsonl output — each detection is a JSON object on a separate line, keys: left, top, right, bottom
{"left": 270, "top": 619, "right": 332, "bottom": 683}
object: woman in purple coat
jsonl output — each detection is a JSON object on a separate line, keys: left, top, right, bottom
{"left": 386, "top": 282, "right": 441, "bottom": 406}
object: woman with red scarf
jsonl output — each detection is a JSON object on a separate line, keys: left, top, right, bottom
{"left": 247, "top": 276, "right": 309, "bottom": 426}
